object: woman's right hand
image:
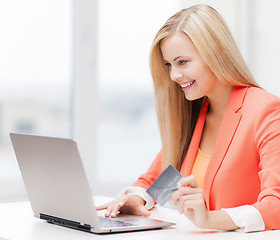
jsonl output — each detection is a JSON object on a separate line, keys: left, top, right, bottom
{"left": 96, "top": 195, "right": 151, "bottom": 218}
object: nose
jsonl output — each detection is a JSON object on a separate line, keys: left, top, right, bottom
{"left": 169, "top": 67, "right": 183, "bottom": 82}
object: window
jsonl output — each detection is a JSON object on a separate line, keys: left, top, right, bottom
{"left": 0, "top": 0, "right": 72, "bottom": 202}
{"left": 95, "top": 0, "right": 184, "bottom": 196}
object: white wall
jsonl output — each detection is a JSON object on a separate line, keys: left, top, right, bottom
{"left": 249, "top": 0, "right": 280, "bottom": 96}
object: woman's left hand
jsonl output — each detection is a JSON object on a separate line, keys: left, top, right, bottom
{"left": 170, "top": 175, "right": 209, "bottom": 228}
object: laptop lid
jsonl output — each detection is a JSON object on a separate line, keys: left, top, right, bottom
{"left": 10, "top": 133, "right": 174, "bottom": 233}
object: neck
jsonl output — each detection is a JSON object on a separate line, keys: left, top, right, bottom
{"left": 208, "top": 84, "right": 233, "bottom": 117}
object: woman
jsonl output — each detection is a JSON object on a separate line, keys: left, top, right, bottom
{"left": 97, "top": 4, "right": 280, "bottom": 232}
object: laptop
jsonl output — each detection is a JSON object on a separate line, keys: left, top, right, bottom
{"left": 10, "top": 133, "right": 175, "bottom": 234}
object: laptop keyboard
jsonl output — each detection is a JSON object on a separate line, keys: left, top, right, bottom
{"left": 98, "top": 216, "right": 137, "bottom": 228}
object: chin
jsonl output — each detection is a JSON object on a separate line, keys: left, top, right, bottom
{"left": 184, "top": 94, "right": 199, "bottom": 101}
{"left": 184, "top": 91, "right": 204, "bottom": 101}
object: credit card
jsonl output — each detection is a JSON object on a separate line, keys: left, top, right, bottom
{"left": 146, "top": 165, "right": 183, "bottom": 205}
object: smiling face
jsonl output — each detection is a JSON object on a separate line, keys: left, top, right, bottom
{"left": 160, "top": 32, "right": 219, "bottom": 101}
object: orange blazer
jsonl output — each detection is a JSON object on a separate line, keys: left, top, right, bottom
{"left": 133, "top": 86, "right": 280, "bottom": 230}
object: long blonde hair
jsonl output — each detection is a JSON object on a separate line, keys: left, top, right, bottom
{"left": 150, "top": 4, "right": 259, "bottom": 170}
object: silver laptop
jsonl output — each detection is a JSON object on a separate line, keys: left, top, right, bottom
{"left": 10, "top": 133, "right": 174, "bottom": 234}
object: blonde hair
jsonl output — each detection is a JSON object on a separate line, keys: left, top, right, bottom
{"left": 150, "top": 4, "right": 259, "bottom": 170}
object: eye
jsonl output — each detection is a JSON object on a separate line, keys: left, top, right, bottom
{"left": 164, "top": 62, "right": 171, "bottom": 68}
{"left": 178, "top": 60, "right": 188, "bottom": 65}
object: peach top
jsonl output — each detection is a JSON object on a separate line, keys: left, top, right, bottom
{"left": 191, "top": 149, "right": 211, "bottom": 189}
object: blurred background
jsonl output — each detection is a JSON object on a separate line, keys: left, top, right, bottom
{"left": 0, "top": 0, "right": 279, "bottom": 202}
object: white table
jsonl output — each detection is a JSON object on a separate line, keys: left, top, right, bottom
{"left": 1, "top": 197, "right": 280, "bottom": 240}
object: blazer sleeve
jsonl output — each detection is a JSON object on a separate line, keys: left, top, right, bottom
{"left": 132, "top": 151, "right": 164, "bottom": 190}
{"left": 252, "top": 97, "right": 280, "bottom": 230}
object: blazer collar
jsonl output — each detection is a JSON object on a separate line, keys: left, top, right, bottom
{"left": 227, "top": 86, "right": 248, "bottom": 113}
{"left": 180, "top": 86, "right": 249, "bottom": 208}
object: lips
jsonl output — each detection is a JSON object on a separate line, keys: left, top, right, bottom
{"left": 180, "top": 80, "right": 195, "bottom": 90}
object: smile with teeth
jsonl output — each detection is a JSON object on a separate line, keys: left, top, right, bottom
{"left": 180, "top": 80, "right": 195, "bottom": 89}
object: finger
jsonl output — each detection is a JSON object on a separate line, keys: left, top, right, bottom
{"left": 96, "top": 203, "right": 109, "bottom": 210}
{"left": 105, "top": 203, "right": 115, "bottom": 217}
{"left": 177, "top": 193, "right": 204, "bottom": 213}
{"left": 170, "top": 188, "right": 187, "bottom": 205}
{"left": 181, "top": 199, "right": 206, "bottom": 215}
{"left": 178, "top": 175, "right": 198, "bottom": 188}
{"left": 136, "top": 205, "right": 151, "bottom": 217}
{"left": 106, "top": 195, "right": 129, "bottom": 217}
{"left": 181, "top": 200, "right": 198, "bottom": 216}
{"left": 170, "top": 187, "right": 202, "bottom": 204}
{"left": 96, "top": 199, "right": 120, "bottom": 211}
{"left": 178, "top": 192, "right": 204, "bottom": 204}
{"left": 97, "top": 196, "right": 121, "bottom": 214}
{"left": 109, "top": 201, "right": 125, "bottom": 218}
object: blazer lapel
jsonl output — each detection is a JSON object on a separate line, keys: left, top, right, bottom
{"left": 203, "top": 86, "right": 248, "bottom": 209}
